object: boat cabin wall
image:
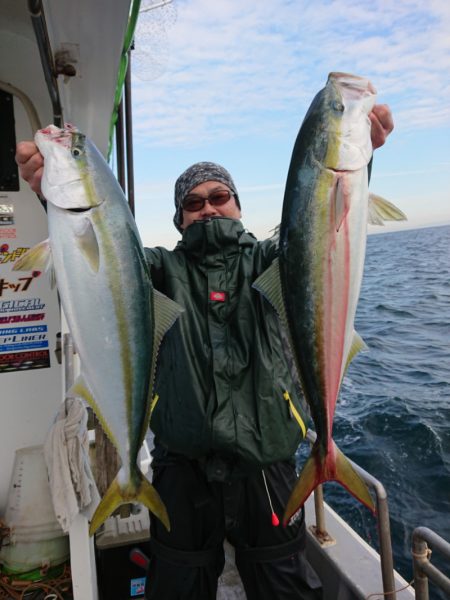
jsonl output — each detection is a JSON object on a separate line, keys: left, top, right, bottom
{"left": 0, "top": 2, "right": 64, "bottom": 515}
{"left": 0, "top": 0, "right": 133, "bottom": 515}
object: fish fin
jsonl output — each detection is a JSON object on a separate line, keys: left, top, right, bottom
{"left": 88, "top": 469, "right": 170, "bottom": 535}
{"left": 368, "top": 193, "right": 407, "bottom": 226}
{"left": 252, "top": 258, "right": 289, "bottom": 330}
{"left": 136, "top": 473, "right": 170, "bottom": 532}
{"left": 151, "top": 290, "right": 184, "bottom": 383}
{"left": 140, "top": 290, "right": 184, "bottom": 442}
{"left": 343, "top": 330, "right": 368, "bottom": 375}
{"left": 152, "top": 290, "right": 184, "bottom": 351}
{"left": 334, "top": 444, "right": 375, "bottom": 514}
{"left": 335, "top": 176, "right": 351, "bottom": 232}
{"left": 12, "top": 239, "right": 56, "bottom": 287}
{"left": 89, "top": 477, "right": 122, "bottom": 535}
{"left": 75, "top": 218, "right": 100, "bottom": 272}
{"left": 126, "top": 222, "right": 152, "bottom": 281}
{"left": 283, "top": 450, "right": 320, "bottom": 526}
{"left": 68, "top": 376, "right": 118, "bottom": 448}
{"left": 283, "top": 440, "right": 375, "bottom": 526}
{"left": 269, "top": 223, "right": 281, "bottom": 245}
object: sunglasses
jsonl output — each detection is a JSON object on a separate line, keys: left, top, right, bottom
{"left": 182, "top": 189, "right": 235, "bottom": 212}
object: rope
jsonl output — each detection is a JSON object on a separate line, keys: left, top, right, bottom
{"left": 19, "top": 581, "right": 67, "bottom": 600}
{"left": 365, "top": 547, "right": 433, "bottom": 598}
{"left": 0, "top": 564, "right": 72, "bottom": 600}
{"left": 411, "top": 548, "right": 432, "bottom": 560}
{"left": 261, "top": 469, "right": 276, "bottom": 516}
{"left": 365, "top": 579, "right": 415, "bottom": 599}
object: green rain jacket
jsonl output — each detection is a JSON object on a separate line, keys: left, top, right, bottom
{"left": 145, "top": 217, "right": 309, "bottom": 472}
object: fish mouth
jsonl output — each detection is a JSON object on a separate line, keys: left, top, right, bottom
{"left": 329, "top": 167, "right": 351, "bottom": 174}
{"left": 328, "top": 72, "right": 377, "bottom": 95}
{"left": 67, "top": 206, "right": 92, "bottom": 213}
{"left": 37, "top": 124, "right": 77, "bottom": 149}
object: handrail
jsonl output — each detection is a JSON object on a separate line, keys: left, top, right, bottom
{"left": 412, "top": 527, "right": 450, "bottom": 600}
{"left": 28, "top": 0, "right": 135, "bottom": 213}
{"left": 114, "top": 49, "right": 135, "bottom": 215}
{"left": 28, "top": 0, "right": 63, "bottom": 127}
{"left": 124, "top": 52, "right": 135, "bottom": 216}
{"left": 305, "top": 429, "right": 397, "bottom": 599}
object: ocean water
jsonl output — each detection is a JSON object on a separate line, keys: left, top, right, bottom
{"left": 297, "top": 224, "right": 450, "bottom": 600}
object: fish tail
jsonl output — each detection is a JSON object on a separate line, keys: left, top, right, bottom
{"left": 89, "top": 470, "right": 170, "bottom": 536}
{"left": 283, "top": 441, "right": 376, "bottom": 526}
{"left": 135, "top": 474, "right": 171, "bottom": 531}
{"left": 333, "top": 443, "right": 376, "bottom": 515}
{"left": 283, "top": 448, "right": 321, "bottom": 526}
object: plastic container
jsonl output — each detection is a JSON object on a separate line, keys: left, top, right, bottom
{"left": 0, "top": 445, "right": 69, "bottom": 573}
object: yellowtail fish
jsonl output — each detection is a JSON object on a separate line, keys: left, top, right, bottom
{"left": 14, "top": 124, "right": 182, "bottom": 534}
{"left": 254, "top": 73, "right": 405, "bottom": 525}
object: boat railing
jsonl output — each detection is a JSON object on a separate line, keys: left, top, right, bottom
{"left": 305, "top": 429, "right": 398, "bottom": 599}
{"left": 412, "top": 526, "right": 450, "bottom": 600}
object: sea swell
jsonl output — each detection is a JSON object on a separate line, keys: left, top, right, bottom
{"left": 296, "top": 225, "right": 450, "bottom": 599}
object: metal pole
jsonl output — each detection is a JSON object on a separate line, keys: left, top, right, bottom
{"left": 116, "top": 99, "right": 126, "bottom": 193}
{"left": 62, "top": 335, "right": 98, "bottom": 599}
{"left": 372, "top": 479, "right": 397, "bottom": 599}
{"left": 305, "top": 429, "right": 397, "bottom": 598}
{"left": 412, "top": 527, "right": 450, "bottom": 599}
{"left": 124, "top": 50, "right": 135, "bottom": 216}
{"left": 28, "top": 0, "right": 63, "bottom": 126}
{"left": 63, "top": 332, "right": 74, "bottom": 391}
{"left": 313, "top": 484, "right": 326, "bottom": 533}
{"left": 412, "top": 535, "right": 430, "bottom": 600}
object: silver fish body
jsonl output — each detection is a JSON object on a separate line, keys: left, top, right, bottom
{"left": 280, "top": 73, "right": 376, "bottom": 523}
{"left": 15, "top": 125, "right": 181, "bottom": 534}
{"left": 254, "top": 73, "right": 379, "bottom": 524}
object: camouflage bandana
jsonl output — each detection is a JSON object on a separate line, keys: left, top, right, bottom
{"left": 173, "top": 162, "right": 240, "bottom": 232}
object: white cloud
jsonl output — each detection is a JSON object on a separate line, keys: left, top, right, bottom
{"left": 130, "top": 0, "right": 450, "bottom": 149}
{"left": 130, "top": 0, "right": 450, "bottom": 245}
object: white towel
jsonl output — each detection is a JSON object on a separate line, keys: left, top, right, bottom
{"left": 44, "top": 397, "right": 100, "bottom": 533}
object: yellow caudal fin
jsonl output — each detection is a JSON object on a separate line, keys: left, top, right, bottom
{"left": 283, "top": 441, "right": 375, "bottom": 526}
{"left": 283, "top": 453, "right": 319, "bottom": 526}
{"left": 334, "top": 444, "right": 375, "bottom": 514}
{"left": 136, "top": 475, "right": 170, "bottom": 531}
{"left": 89, "top": 469, "right": 170, "bottom": 536}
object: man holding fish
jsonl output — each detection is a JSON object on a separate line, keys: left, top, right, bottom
{"left": 16, "top": 74, "right": 394, "bottom": 600}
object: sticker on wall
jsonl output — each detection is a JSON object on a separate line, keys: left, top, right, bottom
{"left": 0, "top": 245, "right": 29, "bottom": 264}
{"left": 0, "top": 199, "right": 14, "bottom": 227}
{"left": 130, "top": 577, "right": 146, "bottom": 597}
{"left": 0, "top": 298, "right": 46, "bottom": 313}
{"left": 0, "top": 324, "right": 49, "bottom": 353}
{"left": 0, "top": 271, "right": 42, "bottom": 296}
{"left": 0, "top": 312, "right": 45, "bottom": 324}
{"left": 0, "top": 349, "right": 50, "bottom": 373}
{"left": 0, "top": 228, "right": 17, "bottom": 240}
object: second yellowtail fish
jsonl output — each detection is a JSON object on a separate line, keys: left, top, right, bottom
{"left": 254, "top": 73, "right": 406, "bottom": 525}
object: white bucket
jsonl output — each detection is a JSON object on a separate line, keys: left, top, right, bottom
{"left": 0, "top": 445, "right": 69, "bottom": 573}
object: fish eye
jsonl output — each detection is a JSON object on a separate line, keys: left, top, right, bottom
{"left": 71, "top": 132, "right": 86, "bottom": 158}
{"left": 333, "top": 100, "right": 345, "bottom": 112}
{"left": 71, "top": 146, "right": 84, "bottom": 158}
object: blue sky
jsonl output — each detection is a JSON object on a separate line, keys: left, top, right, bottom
{"left": 128, "top": 0, "right": 450, "bottom": 248}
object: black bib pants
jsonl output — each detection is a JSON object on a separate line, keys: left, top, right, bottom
{"left": 145, "top": 454, "right": 322, "bottom": 600}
